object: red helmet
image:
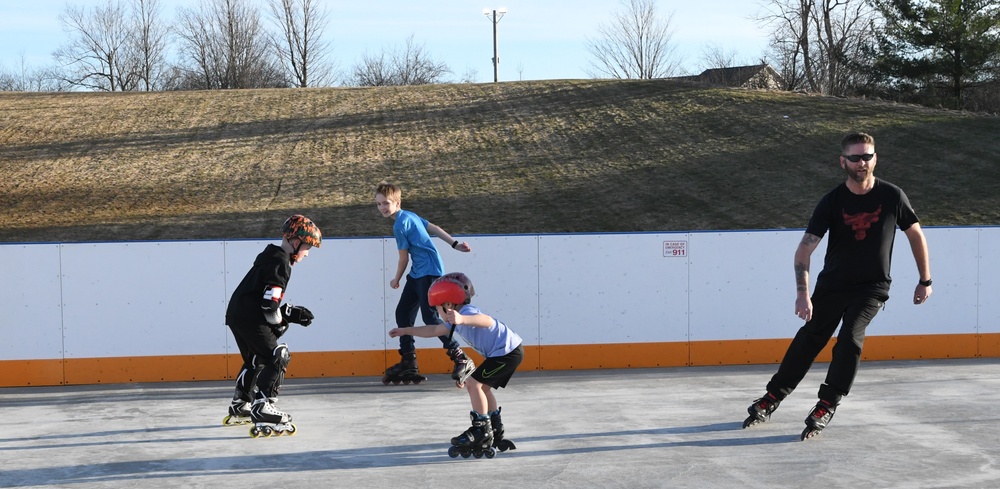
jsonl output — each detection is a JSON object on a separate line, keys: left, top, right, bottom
{"left": 281, "top": 215, "right": 322, "bottom": 248}
{"left": 429, "top": 272, "right": 475, "bottom": 306}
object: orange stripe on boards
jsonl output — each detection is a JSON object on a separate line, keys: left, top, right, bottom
{"left": 537, "top": 342, "right": 689, "bottom": 369}
{"left": 979, "top": 332, "right": 1000, "bottom": 357}
{"left": 862, "top": 334, "right": 980, "bottom": 360}
{"left": 0, "top": 359, "right": 64, "bottom": 387}
{"left": 64, "top": 355, "right": 232, "bottom": 385}
{"left": 5, "top": 333, "right": 998, "bottom": 387}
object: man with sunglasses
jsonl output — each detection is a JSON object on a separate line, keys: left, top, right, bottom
{"left": 742, "top": 132, "right": 933, "bottom": 440}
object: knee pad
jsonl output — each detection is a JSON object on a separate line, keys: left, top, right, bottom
{"left": 272, "top": 344, "right": 290, "bottom": 373}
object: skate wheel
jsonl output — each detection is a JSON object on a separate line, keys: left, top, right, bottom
{"left": 461, "top": 450, "right": 471, "bottom": 459}
{"left": 448, "top": 446, "right": 461, "bottom": 458}
{"left": 381, "top": 377, "right": 391, "bottom": 385}
{"left": 286, "top": 423, "right": 297, "bottom": 435}
{"left": 412, "top": 378, "right": 423, "bottom": 385}
{"left": 402, "top": 379, "right": 412, "bottom": 385}
{"left": 250, "top": 426, "right": 262, "bottom": 438}
{"left": 223, "top": 415, "right": 233, "bottom": 426}
{"left": 473, "top": 450, "right": 483, "bottom": 459}
{"left": 496, "top": 440, "right": 516, "bottom": 451}
{"left": 484, "top": 448, "right": 496, "bottom": 459}
{"left": 392, "top": 379, "right": 401, "bottom": 385}
{"left": 262, "top": 426, "right": 275, "bottom": 437}
{"left": 800, "top": 427, "right": 822, "bottom": 441}
{"left": 742, "top": 415, "right": 763, "bottom": 429}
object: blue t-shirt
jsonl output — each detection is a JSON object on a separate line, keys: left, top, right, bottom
{"left": 451, "top": 304, "right": 522, "bottom": 359}
{"left": 393, "top": 209, "right": 445, "bottom": 278}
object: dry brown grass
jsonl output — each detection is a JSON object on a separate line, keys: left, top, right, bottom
{"left": 2, "top": 79, "right": 999, "bottom": 243}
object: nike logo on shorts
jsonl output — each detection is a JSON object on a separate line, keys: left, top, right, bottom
{"left": 482, "top": 363, "right": 506, "bottom": 378}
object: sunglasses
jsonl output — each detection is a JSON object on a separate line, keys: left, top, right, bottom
{"left": 843, "top": 153, "right": 875, "bottom": 162}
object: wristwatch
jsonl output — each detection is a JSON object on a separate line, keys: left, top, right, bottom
{"left": 919, "top": 278, "right": 933, "bottom": 287}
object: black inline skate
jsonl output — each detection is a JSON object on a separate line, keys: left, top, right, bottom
{"left": 449, "top": 347, "right": 475, "bottom": 387}
{"left": 382, "top": 351, "right": 426, "bottom": 385}
{"left": 742, "top": 392, "right": 781, "bottom": 428}
{"left": 490, "top": 407, "right": 516, "bottom": 452}
{"left": 448, "top": 412, "right": 496, "bottom": 459}
{"left": 222, "top": 399, "right": 252, "bottom": 426}
{"left": 248, "top": 398, "right": 296, "bottom": 438}
{"left": 800, "top": 399, "right": 836, "bottom": 440}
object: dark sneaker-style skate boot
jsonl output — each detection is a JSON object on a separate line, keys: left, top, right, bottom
{"left": 490, "top": 407, "right": 516, "bottom": 452}
{"left": 249, "top": 397, "right": 296, "bottom": 437}
{"left": 801, "top": 400, "right": 836, "bottom": 440}
{"left": 449, "top": 412, "right": 495, "bottom": 459}
{"left": 742, "top": 392, "right": 781, "bottom": 428}
{"left": 223, "top": 399, "right": 252, "bottom": 426}
{"left": 448, "top": 347, "right": 476, "bottom": 387}
{"left": 382, "top": 351, "right": 426, "bottom": 385}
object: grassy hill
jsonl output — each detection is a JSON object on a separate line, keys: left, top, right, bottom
{"left": 2, "top": 79, "right": 999, "bottom": 243}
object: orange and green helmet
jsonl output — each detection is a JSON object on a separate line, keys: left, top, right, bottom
{"left": 281, "top": 215, "right": 322, "bottom": 248}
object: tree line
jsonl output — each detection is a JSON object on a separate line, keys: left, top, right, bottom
{"left": 0, "top": 0, "right": 456, "bottom": 91}
{"left": 2, "top": 0, "right": 999, "bottom": 113}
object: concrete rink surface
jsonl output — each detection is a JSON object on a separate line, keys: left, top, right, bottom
{"left": 1, "top": 358, "right": 998, "bottom": 488}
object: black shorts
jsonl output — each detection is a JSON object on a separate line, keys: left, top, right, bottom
{"left": 470, "top": 344, "right": 523, "bottom": 389}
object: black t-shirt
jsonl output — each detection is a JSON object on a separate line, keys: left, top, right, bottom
{"left": 225, "top": 244, "right": 292, "bottom": 325}
{"left": 806, "top": 178, "right": 919, "bottom": 291}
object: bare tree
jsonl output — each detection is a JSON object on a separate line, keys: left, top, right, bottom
{"left": 0, "top": 54, "right": 71, "bottom": 92}
{"left": 128, "top": 0, "right": 170, "bottom": 91}
{"left": 585, "top": 0, "right": 681, "bottom": 79}
{"left": 174, "top": 0, "right": 287, "bottom": 89}
{"left": 757, "top": 0, "right": 876, "bottom": 95}
{"left": 53, "top": 0, "right": 135, "bottom": 91}
{"left": 266, "top": 0, "right": 334, "bottom": 87}
{"left": 349, "top": 35, "right": 450, "bottom": 86}
{"left": 0, "top": 53, "right": 33, "bottom": 91}
{"left": 699, "top": 43, "right": 745, "bottom": 71}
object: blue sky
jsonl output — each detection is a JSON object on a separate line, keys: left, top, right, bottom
{"left": 0, "top": 0, "right": 773, "bottom": 84}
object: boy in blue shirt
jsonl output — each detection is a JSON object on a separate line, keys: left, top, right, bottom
{"left": 389, "top": 272, "right": 524, "bottom": 458}
{"left": 375, "top": 182, "right": 474, "bottom": 385}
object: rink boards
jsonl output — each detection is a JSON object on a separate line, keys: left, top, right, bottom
{"left": 1, "top": 227, "right": 998, "bottom": 386}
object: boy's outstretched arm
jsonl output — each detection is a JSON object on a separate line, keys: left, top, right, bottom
{"left": 389, "top": 324, "right": 450, "bottom": 338}
{"left": 426, "top": 222, "right": 471, "bottom": 252}
{"left": 439, "top": 307, "right": 495, "bottom": 328}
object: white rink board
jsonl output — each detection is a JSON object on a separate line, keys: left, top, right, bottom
{"left": 279, "top": 238, "right": 388, "bottom": 351}
{"left": 380, "top": 235, "right": 541, "bottom": 350}
{"left": 0, "top": 244, "right": 63, "bottom": 359}
{"left": 60, "top": 241, "right": 227, "bottom": 358}
{"left": 977, "top": 228, "right": 1000, "bottom": 334}
{"left": 876, "top": 227, "right": 979, "bottom": 335}
{"left": 536, "top": 233, "right": 690, "bottom": 345}
{"left": 688, "top": 231, "right": 817, "bottom": 341}
{"left": 0, "top": 226, "right": 995, "bottom": 362}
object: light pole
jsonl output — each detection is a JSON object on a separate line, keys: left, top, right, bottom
{"left": 483, "top": 8, "right": 507, "bottom": 83}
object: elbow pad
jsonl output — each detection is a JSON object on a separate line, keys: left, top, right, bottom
{"left": 261, "top": 286, "right": 284, "bottom": 325}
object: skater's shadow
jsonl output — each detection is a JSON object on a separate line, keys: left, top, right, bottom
{"left": 0, "top": 422, "right": 800, "bottom": 487}
{"left": 0, "top": 444, "right": 455, "bottom": 487}
{"left": 0, "top": 425, "right": 241, "bottom": 451}
{"left": 501, "top": 422, "right": 798, "bottom": 456}
{"left": 516, "top": 421, "right": 740, "bottom": 443}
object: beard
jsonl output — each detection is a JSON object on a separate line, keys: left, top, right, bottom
{"left": 844, "top": 164, "right": 869, "bottom": 183}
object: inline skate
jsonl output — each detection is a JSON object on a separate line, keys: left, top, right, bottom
{"left": 222, "top": 399, "right": 252, "bottom": 426}
{"left": 800, "top": 399, "right": 836, "bottom": 440}
{"left": 248, "top": 398, "right": 296, "bottom": 437}
{"left": 382, "top": 351, "right": 426, "bottom": 385}
{"left": 448, "top": 412, "right": 495, "bottom": 459}
{"left": 448, "top": 347, "right": 475, "bottom": 387}
{"left": 742, "top": 392, "right": 781, "bottom": 428}
{"left": 490, "top": 407, "right": 516, "bottom": 452}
